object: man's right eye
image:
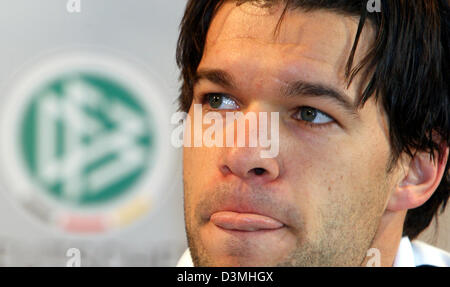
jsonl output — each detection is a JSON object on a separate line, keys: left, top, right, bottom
{"left": 204, "top": 93, "right": 239, "bottom": 110}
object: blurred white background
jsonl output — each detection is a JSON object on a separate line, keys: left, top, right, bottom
{"left": 0, "top": 0, "right": 188, "bottom": 266}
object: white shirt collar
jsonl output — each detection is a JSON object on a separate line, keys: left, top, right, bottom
{"left": 176, "top": 248, "right": 193, "bottom": 267}
{"left": 393, "top": 236, "right": 416, "bottom": 267}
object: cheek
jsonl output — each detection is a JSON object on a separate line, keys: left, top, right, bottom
{"left": 183, "top": 146, "right": 210, "bottom": 228}
{"left": 183, "top": 144, "right": 226, "bottom": 221}
{"left": 280, "top": 126, "right": 391, "bottom": 228}
{"left": 182, "top": 108, "right": 218, "bottom": 188}
{"left": 183, "top": 147, "right": 218, "bottom": 193}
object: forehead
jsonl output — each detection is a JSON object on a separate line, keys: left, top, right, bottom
{"left": 201, "top": 2, "right": 374, "bottom": 92}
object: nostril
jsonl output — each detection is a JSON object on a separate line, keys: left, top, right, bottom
{"left": 220, "top": 165, "right": 233, "bottom": 175}
{"left": 252, "top": 168, "right": 266, "bottom": 176}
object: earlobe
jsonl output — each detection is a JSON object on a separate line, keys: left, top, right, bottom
{"left": 387, "top": 146, "right": 449, "bottom": 212}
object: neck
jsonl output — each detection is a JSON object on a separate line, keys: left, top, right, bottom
{"left": 361, "top": 210, "right": 407, "bottom": 267}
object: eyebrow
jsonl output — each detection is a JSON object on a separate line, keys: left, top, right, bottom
{"left": 195, "top": 69, "right": 237, "bottom": 90}
{"left": 194, "top": 68, "right": 358, "bottom": 116}
{"left": 281, "top": 80, "right": 358, "bottom": 116}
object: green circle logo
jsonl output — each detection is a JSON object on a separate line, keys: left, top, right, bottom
{"left": 0, "top": 51, "right": 174, "bottom": 235}
{"left": 20, "top": 73, "right": 155, "bottom": 206}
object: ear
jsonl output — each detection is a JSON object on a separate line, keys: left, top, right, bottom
{"left": 387, "top": 145, "right": 449, "bottom": 212}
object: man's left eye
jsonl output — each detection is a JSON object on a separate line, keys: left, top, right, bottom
{"left": 293, "top": 106, "right": 334, "bottom": 124}
{"left": 205, "top": 93, "right": 239, "bottom": 110}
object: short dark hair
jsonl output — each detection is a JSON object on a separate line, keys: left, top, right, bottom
{"left": 176, "top": 0, "right": 450, "bottom": 240}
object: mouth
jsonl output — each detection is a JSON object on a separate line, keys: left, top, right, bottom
{"left": 210, "top": 211, "right": 285, "bottom": 232}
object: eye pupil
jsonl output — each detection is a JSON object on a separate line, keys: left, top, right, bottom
{"left": 209, "top": 94, "right": 223, "bottom": 109}
{"left": 301, "top": 107, "right": 317, "bottom": 122}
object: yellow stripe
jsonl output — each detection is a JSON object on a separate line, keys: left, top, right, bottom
{"left": 113, "top": 195, "right": 152, "bottom": 226}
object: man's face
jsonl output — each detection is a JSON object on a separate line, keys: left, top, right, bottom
{"left": 183, "top": 2, "right": 396, "bottom": 266}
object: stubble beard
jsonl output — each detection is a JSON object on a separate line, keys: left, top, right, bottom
{"left": 183, "top": 173, "right": 390, "bottom": 267}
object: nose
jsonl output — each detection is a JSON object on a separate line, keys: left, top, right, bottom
{"left": 220, "top": 146, "right": 280, "bottom": 183}
{"left": 218, "top": 101, "right": 281, "bottom": 183}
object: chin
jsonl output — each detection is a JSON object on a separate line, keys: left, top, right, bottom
{"left": 198, "top": 256, "right": 278, "bottom": 267}
{"left": 195, "top": 243, "right": 293, "bottom": 267}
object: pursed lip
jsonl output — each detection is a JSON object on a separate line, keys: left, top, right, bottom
{"left": 206, "top": 201, "right": 288, "bottom": 232}
{"left": 196, "top": 186, "right": 295, "bottom": 231}
{"left": 210, "top": 210, "right": 285, "bottom": 231}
